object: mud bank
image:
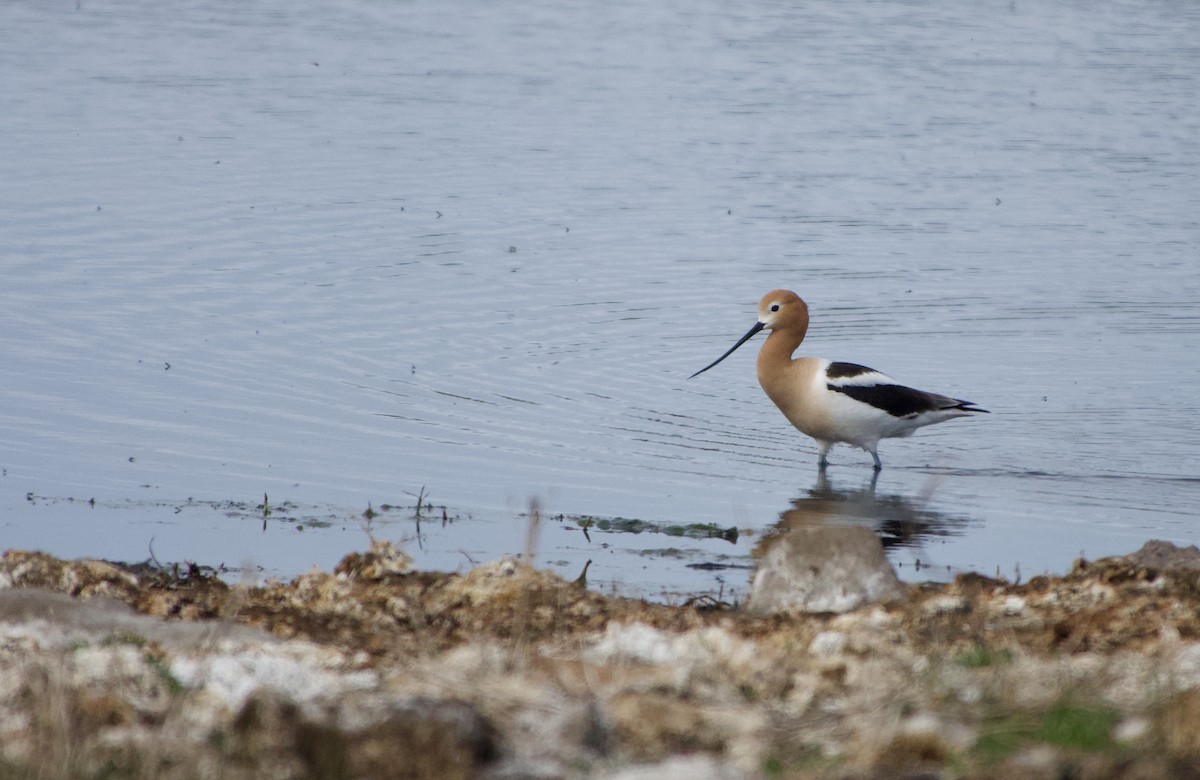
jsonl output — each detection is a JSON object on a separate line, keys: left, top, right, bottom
{"left": 2, "top": 540, "right": 1200, "bottom": 779}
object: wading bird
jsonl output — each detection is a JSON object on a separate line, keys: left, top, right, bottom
{"left": 691, "top": 290, "right": 988, "bottom": 470}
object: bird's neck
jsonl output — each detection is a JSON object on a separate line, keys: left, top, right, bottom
{"left": 757, "top": 326, "right": 807, "bottom": 374}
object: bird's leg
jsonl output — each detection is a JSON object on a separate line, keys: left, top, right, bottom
{"left": 870, "top": 450, "right": 883, "bottom": 471}
{"left": 816, "top": 441, "right": 832, "bottom": 469}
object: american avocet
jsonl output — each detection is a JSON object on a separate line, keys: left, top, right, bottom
{"left": 691, "top": 290, "right": 988, "bottom": 470}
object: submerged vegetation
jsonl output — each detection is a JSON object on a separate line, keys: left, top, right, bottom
{"left": 570, "top": 514, "right": 741, "bottom": 543}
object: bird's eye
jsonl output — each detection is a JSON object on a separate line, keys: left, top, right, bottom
{"left": 769, "top": 303, "right": 780, "bottom": 312}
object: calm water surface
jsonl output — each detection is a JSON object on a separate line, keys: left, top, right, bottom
{"left": 2, "top": 0, "right": 1198, "bottom": 600}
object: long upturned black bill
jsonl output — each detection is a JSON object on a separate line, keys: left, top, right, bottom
{"left": 689, "top": 321, "right": 765, "bottom": 378}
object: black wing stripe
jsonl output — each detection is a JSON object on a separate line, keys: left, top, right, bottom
{"left": 826, "top": 361, "right": 877, "bottom": 379}
{"left": 827, "top": 383, "right": 946, "bottom": 418}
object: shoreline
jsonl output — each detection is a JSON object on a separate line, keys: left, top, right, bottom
{"left": 2, "top": 540, "right": 1200, "bottom": 778}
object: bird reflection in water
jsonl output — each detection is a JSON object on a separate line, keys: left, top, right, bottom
{"left": 746, "top": 471, "right": 972, "bottom": 614}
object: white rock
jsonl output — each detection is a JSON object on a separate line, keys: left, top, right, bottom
{"left": 809, "top": 631, "right": 847, "bottom": 658}
{"left": 1170, "top": 642, "right": 1200, "bottom": 688}
{"left": 1002, "top": 595, "right": 1026, "bottom": 615}
{"left": 923, "top": 595, "right": 966, "bottom": 615}
{"left": 168, "top": 645, "right": 377, "bottom": 712}
{"left": 1114, "top": 716, "right": 1151, "bottom": 743}
{"left": 585, "top": 622, "right": 680, "bottom": 666}
{"left": 598, "top": 754, "right": 743, "bottom": 780}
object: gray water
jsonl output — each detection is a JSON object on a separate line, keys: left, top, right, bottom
{"left": 2, "top": 0, "right": 1198, "bottom": 600}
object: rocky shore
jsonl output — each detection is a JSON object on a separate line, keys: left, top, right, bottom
{"left": 3, "top": 540, "right": 1200, "bottom": 779}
